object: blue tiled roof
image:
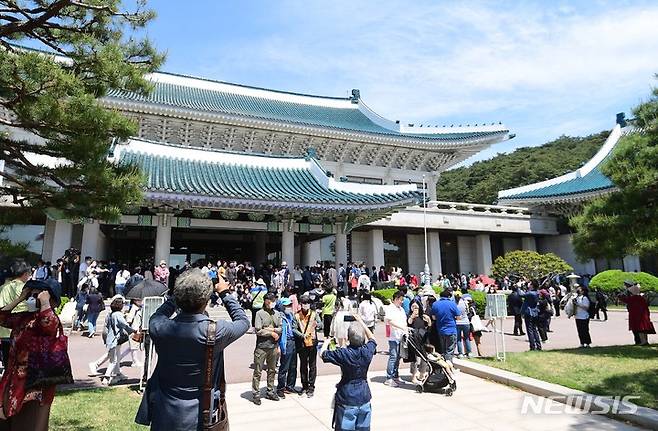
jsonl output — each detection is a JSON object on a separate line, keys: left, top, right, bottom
{"left": 118, "top": 144, "right": 422, "bottom": 211}
{"left": 502, "top": 166, "right": 614, "bottom": 200}
{"left": 107, "top": 74, "right": 507, "bottom": 141}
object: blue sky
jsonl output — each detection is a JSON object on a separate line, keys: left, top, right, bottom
{"left": 144, "top": 0, "right": 658, "bottom": 165}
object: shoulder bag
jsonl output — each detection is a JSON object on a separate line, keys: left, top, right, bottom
{"left": 25, "top": 320, "right": 74, "bottom": 389}
{"left": 202, "top": 320, "right": 229, "bottom": 431}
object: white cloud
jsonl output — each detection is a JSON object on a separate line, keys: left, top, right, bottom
{"left": 184, "top": 1, "right": 658, "bottom": 162}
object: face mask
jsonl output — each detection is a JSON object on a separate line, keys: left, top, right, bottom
{"left": 26, "top": 296, "right": 39, "bottom": 312}
{"left": 285, "top": 307, "right": 293, "bottom": 315}
{"left": 301, "top": 304, "right": 310, "bottom": 311}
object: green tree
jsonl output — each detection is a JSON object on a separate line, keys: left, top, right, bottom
{"left": 491, "top": 250, "right": 573, "bottom": 280}
{"left": 436, "top": 132, "right": 607, "bottom": 204}
{"left": 571, "top": 80, "right": 658, "bottom": 259}
{"left": 0, "top": 0, "right": 164, "bottom": 221}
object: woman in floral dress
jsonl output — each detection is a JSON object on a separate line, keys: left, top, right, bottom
{"left": 0, "top": 279, "right": 68, "bottom": 431}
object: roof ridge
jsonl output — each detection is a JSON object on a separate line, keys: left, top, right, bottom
{"left": 152, "top": 71, "right": 352, "bottom": 102}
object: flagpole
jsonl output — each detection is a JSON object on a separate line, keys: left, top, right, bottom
{"left": 423, "top": 175, "right": 430, "bottom": 287}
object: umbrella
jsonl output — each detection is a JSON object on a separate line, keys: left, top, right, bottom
{"left": 123, "top": 279, "right": 168, "bottom": 299}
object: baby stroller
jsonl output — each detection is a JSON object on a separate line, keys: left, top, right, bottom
{"left": 405, "top": 329, "right": 457, "bottom": 396}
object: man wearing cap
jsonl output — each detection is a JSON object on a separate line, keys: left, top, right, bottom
{"left": 276, "top": 297, "right": 299, "bottom": 398}
{"left": 0, "top": 262, "right": 31, "bottom": 366}
{"left": 252, "top": 293, "right": 282, "bottom": 405}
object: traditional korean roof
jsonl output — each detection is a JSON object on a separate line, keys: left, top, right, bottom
{"left": 112, "top": 139, "right": 423, "bottom": 213}
{"left": 105, "top": 72, "right": 509, "bottom": 143}
{"left": 497, "top": 122, "right": 632, "bottom": 206}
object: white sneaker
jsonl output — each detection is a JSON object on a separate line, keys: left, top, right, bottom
{"left": 384, "top": 379, "right": 399, "bottom": 387}
{"left": 88, "top": 362, "right": 99, "bottom": 376}
{"left": 100, "top": 377, "right": 110, "bottom": 386}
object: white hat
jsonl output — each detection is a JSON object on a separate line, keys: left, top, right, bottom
{"left": 256, "top": 278, "right": 266, "bottom": 285}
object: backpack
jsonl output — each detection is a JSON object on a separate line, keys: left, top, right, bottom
{"left": 252, "top": 289, "right": 265, "bottom": 309}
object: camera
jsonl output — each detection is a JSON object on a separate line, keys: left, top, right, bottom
{"left": 343, "top": 315, "right": 356, "bottom": 322}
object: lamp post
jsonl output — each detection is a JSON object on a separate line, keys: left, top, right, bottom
{"left": 422, "top": 175, "right": 430, "bottom": 288}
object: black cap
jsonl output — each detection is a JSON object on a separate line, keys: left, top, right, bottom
{"left": 264, "top": 293, "right": 277, "bottom": 302}
{"left": 24, "top": 279, "right": 62, "bottom": 305}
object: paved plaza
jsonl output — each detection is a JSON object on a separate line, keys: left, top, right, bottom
{"left": 67, "top": 307, "right": 657, "bottom": 387}
{"left": 224, "top": 371, "right": 645, "bottom": 431}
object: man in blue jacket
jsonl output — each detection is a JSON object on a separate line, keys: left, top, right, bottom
{"left": 135, "top": 269, "right": 249, "bottom": 430}
{"left": 430, "top": 289, "right": 461, "bottom": 363}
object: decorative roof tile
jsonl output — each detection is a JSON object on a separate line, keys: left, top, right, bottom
{"left": 106, "top": 72, "right": 509, "bottom": 142}
{"left": 498, "top": 123, "right": 630, "bottom": 203}
{"left": 115, "top": 139, "right": 422, "bottom": 213}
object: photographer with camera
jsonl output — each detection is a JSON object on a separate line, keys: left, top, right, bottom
{"left": 135, "top": 268, "right": 249, "bottom": 430}
{"left": 320, "top": 314, "right": 376, "bottom": 431}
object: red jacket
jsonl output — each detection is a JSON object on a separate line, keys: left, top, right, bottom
{"left": 619, "top": 295, "right": 656, "bottom": 333}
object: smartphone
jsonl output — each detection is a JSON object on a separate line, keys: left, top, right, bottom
{"left": 343, "top": 315, "right": 356, "bottom": 322}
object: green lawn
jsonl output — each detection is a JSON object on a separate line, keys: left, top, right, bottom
{"left": 51, "top": 386, "right": 145, "bottom": 430}
{"left": 473, "top": 345, "right": 658, "bottom": 410}
{"left": 607, "top": 304, "right": 658, "bottom": 312}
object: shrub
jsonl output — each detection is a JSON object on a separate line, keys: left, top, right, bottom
{"left": 55, "top": 296, "right": 70, "bottom": 315}
{"left": 371, "top": 286, "right": 487, "bottom": 317}
{"left": 491, "top": 250, "right": 572, "bottom": 279}
{"left": 371, "top": 288, "right": 396, "bottom": 304}
{"left": 589, "top": 270, "right": 658, "bottom": 294}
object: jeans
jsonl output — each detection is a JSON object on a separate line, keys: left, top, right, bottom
{"left": 252, "top": 346, "right": 278, "bottom": 396}
{"left": 87, "top": 311, "right": 100, "bottom": 335}
{"left": 438, "top": 333, "right": 457, "bottom": 363}
{"left": 115, "top": 283, "right": 125, "bottom": 296}
{"left": 575, "top": 318, "right": 591, "bottom": 345}
{"left": 277, "top": 339, "right": 296, "bottom": 392}
{"left": 456, "top": 324, "right": 472, "bottom": 355}
{"left": 524, "top": 315, "right": 542, "bottom": 350}
{"left": 298, "top": 343, "right": 318, "bottom": 392}
{"left": 334, "top": 402, "right": 372, "bottom": 431}
{"left": 386, "top": 340, "right": 401, "bottom": 379}
{"left": 104, "top": 346, "right": 121, "bottom": 378}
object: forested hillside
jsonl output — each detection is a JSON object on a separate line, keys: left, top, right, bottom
{"left": 436, "top": 131, "right": 609, "bottom": 204}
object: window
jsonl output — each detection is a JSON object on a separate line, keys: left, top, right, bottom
{"left": 394, "top": 180, "right": 424, "bottom": 188}
{"left": 345, "top": 175, "right": 383, "bottom": 185}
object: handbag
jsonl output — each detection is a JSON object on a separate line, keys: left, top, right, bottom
{"left": 202, "top": 320, "right": 229, "bottom": 431}
{"left": 25, "top": 320, "right": 74, "bottom": 389}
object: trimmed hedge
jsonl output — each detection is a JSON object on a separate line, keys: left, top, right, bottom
{"left": 589, "top": 270, "right": 658, "bottom": 294}
{"left": 370, "top": 287, "right": 487, "bottom": 317}
{"left": 55, "top": 296, "right": 70, "bottom": 315}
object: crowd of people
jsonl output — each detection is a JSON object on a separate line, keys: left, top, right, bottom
{"left": 0, "top": 251, "right": 654, "bottom": 431}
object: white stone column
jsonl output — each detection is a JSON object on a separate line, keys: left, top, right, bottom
{"left": 155, "top": 214, "right": 172, "bottom": 266}
{"left": 521, "top": 236, "right": 537, "bottom": 252}
{"left": 428, "top": 231, "right": 442, "bottom": 277}
{"left": 368, "top": 229, "right": 385, "bottom": 269}
{"left": 623, "top": 255, "right": 641, "bottom": 272}
{"left": 475, "top": 234, "right": 493, "bottom": 275}
{"left": 42, "top": 218, "right": 73, "bottom": 262}
{"left": 335, "top": 223, "right": 348, "bottom": 269}
{"left": 426, "top": 174, "right": 438, "bottom": 201}
{"left": 80, "top": 221, "right": 101, "bottom": 260}
{"left": 281, "top": 219, "right": 295, "bottom": 268}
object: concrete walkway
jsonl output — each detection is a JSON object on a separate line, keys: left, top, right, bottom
{"left": 225, "top": 371, "right": 645, "bottom": 430}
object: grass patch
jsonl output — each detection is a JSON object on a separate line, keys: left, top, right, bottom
{"left": 607, "top": 304, "right": 658, "bottom": 312}
{"left": 473, "top": 345, "right": 658, "bottom": 410}
{"left": 51, "top": 386, "right": 144, "bottom": 430}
